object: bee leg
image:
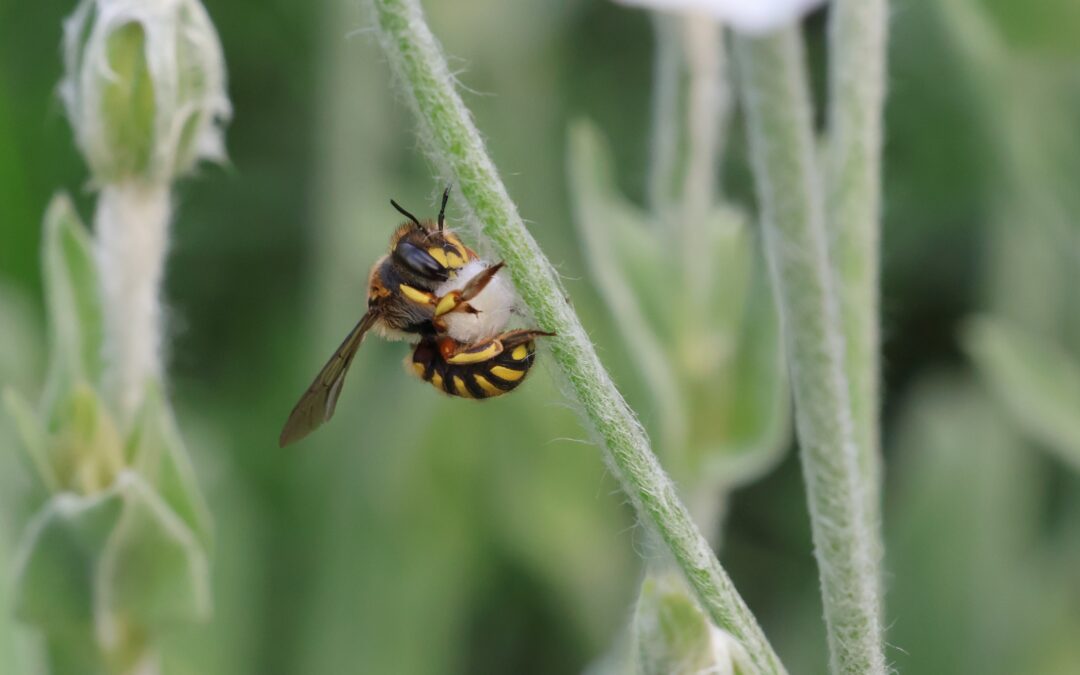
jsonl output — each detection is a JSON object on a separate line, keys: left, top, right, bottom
{"left": 498, "top": 328, "right": 557, "bottom": 345}
{"left": 434, "top": 261, "right": 506, "bottom": 318}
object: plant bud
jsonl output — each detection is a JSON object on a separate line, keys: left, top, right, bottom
{"left": 60, "top": 0, "right": 231, "bottom": 184}
{"left": 635, "top": 572, "right": 756, "bottom": 675}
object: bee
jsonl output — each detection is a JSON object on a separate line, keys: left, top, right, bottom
{"left": 279, "top": 187, "right": 554, "bottom": 447}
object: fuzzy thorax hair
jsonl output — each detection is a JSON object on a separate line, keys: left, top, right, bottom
{"left": 436, "top": 260, "right": 515, "bottom": 343}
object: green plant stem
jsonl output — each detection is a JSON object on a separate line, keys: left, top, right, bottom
{"left": 93, "top": 180, "right": 170, "bottom": 424}
{"left": 825, "top": 0, "right": 887, "bottom": 587}
{"left": 733, "top": 29, "right": 887, "bottom": 675}
{"left": 369, "top": 1, "right": 785, "bottom": 672}
{"left": 647, "top": 15, "right": 728, "bottom": 360}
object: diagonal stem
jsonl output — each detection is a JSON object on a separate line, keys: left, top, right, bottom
{"left": 368, "top": 0, "right": 786, "bottom": 672}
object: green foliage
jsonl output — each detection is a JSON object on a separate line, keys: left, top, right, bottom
{"left": 96, "top": 473, "right": 210, "bottom": 629}
{"left": 126, "top": 384, "right": 213, "bottom": 549}
{"left": 964, "top": 316, "right": 1080, "bottom": 471}
{"left": 2, "top": 0, "right": 1079, "bottom": 673}
{"left": 14, "top": 490, "right": 123, "bottom": 631}
{"left": 40, "top": 195, "right": 104, "bottom": 420}
{"left": 567, "top": 119, "right": 789, "bottom": 496}
{"left": 3, "top": 194, "right": 212, "bottom": 674}
{"left": 980, "top": 0, "right": 1080, "bottom": 57}
{"left": 885, "top": 378, "right": 1075, "bottom": 674}
{"left": 12, "top": 472, "right": 210, "bottom": 672}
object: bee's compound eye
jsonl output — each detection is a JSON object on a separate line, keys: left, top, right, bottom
{"left": 393, "top": 241, "right": 449, "bottom": 281}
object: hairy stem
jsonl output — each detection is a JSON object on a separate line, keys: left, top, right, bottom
{"left": 369, "top": 0, "right": 785, "bottom": 671}
{"left": 94, "top": 181, "right": 170, "bottom": 423}
{"left": 733, "top": 29, "right": 887, "bottom": 675}
{"left": 825, "top": 0, "right": 887, "bottom": 591}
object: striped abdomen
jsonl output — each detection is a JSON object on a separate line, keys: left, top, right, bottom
{"left": 409, "top": 331, "right": 544, "bottom": 399}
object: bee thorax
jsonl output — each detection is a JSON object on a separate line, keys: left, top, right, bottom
{"left": 435, "top": 260, "right": 515, "bottom": 342}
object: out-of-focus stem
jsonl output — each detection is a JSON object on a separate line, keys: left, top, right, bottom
{"left": 734, "top": 28, "right": 887, "bottom": 675}
{"left": 644, "top": 13, "right": 733, "bottom": 465}
{"left": 825, "top": 0, "right": 888, "bottom": 588}
{"left": 369, "top": 0, "right": 786, "bottom": 671}
{"left": 648, "top": 14, "right": 727, "bottom": 326}
{"left": 93, "top": 181, "right": 170, "bottom": 423}
{"left": 648, "top": 13, "right": 681, "bottom": 220}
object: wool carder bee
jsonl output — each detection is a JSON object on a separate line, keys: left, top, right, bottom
{"left": 279, "top": 187, "right": 554, "bottom": 447}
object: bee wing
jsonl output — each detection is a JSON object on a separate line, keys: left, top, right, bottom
{"left": 279, "top": 310, "right": 382, "bottom": 447}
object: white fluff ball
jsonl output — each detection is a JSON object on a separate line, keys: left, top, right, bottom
{"left": 435, "top": 260, "right": 515, "bottom": 343}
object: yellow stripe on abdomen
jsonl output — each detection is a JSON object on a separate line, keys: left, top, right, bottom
{"left": 452, "top": 375, "right": 473, "bottom": 398}
{"left": 490, "top": 365, "right": 525, "bottom": 382}
{"left": 473, "top": 375, "right": 503, "bottom": 397}
{"left": 447, "top": 341, "right": 502, "bottom": 365}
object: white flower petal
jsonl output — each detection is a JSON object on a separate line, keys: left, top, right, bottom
{"left": 613, "top": 0, "right": 826, "bottom": 34}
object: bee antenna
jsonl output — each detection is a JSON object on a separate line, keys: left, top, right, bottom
{"left": 390, "top": 199, "right": 423, "bottom": 228}
{"left": 437, "top": 185, "right": 451, "bottom": 231}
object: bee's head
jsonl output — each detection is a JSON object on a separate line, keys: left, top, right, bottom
{"left": 386, "top": 193, "right": 475, "bottom": 290}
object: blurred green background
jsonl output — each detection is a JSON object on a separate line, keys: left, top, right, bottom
{"left": 2, "top": 0, "right": 1079, "bottom": 673}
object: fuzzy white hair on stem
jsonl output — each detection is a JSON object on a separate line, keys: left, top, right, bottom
{"left": 94, "top": 182, "right": 171, "bottom": 420}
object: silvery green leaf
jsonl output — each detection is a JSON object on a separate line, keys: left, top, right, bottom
{"left": 569, "top": 118, "right": 789, "bottom": 486}
{"left": 568, "top": 119, "right": 674, "bottom": 336}
{"left": 0, "top": 525, "right": 48, "bottom": 675}
{"left": 126, "top": 382, "right": 212, "bottom": 548}
{"left": 678, "top": 236, "right": 788, "bottom": 490}
{"left": 40, "top": 194, "right": 104, "bottom": 420}
{"left": 963, "top": 315, "right": 1080, "bottom": 472}
{"left": 699, "top": 206, "right": 752, "bottom": 351}
{"left": 568, "top": 120, "right": 686, "bottom": 452}
{"left": 3, "top": 387, "right": 57, "bottom": 494}
{"left": 96, "top": 471, "right": 211, "bottom": 632}
{"left": 12, "top": 490, "right": 125, "bottom": 630}
{"left": 634, "top": 572, "right": 756, "bottom": 675}
{"left": 703, "top": 257, "right": 790, "bottom": 487}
